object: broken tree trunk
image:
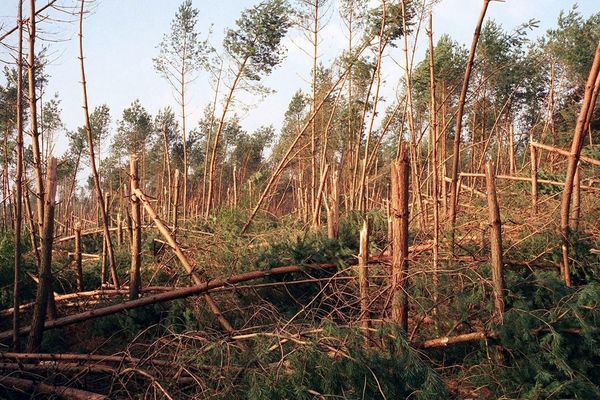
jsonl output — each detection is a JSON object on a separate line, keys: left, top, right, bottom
{"left": 530, "top": 138, "right": 538, "bottom": 215}
{"left": 0, "top": 375, "right": 106, "bottom": 400}
{"left": 357, "top": 218, "right": 370, "bottom": 340}
{"left": 1, "top": 263, "right": 340, "bottom": 340}
{"left": 78, "top": 0, "right": 119, "bottom": 289}
{"left": 74, "top": 222, "right": 83, "bottom": 292}
{"left": 132, "top": 187, "right": 234, "bottom": 333}
{"left": 326, "top": 170, "right": 339, "bottom": 239}
{"left": 485, "top": 162, "right": 505, "bottom": 321}
{"left": 560, "top": 40, "right": 600, "bottom": 287}
{"left": 172, "top": 168, "right": 180, "bottom": 239}
{"left": 129, "top": 157, "right": 142, "bottom": 300}
{"left": 391, "top": 146, "right": 410, "bottom": 331}
{"left": 26, "top": 157, "right": 57, "bottom": 352}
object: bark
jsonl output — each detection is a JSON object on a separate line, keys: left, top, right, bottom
{"left": 3, "top": 263, "right": 340, "bottom": 340}
{"left": 428, "top": 11, "right": 439, "bottom": 303}
{"left": 74, "top": 223, "right": 83, "bottom": 291}
{"left": 133, "top": 187, "right": 234, "bottom": 333}
{"left": 26, "top": 157, "right": 57, "bottom": 352}
{"left": 12, "top": 0, "right": 24, "bottom": 351}
{"left": 449, "top": 0, "right": 490, "bottom": 253}
{"left": 391, "top": 147, "right": 410, "bottom": 331}
{"left": 0, "top": 375, "right": 106, "bottom": 400}
{"left": 357, "top": 219, "right": 370, "bottom": 340}
{"left": 559, "top": 40, "right": 600, "bottom": 287}
{"left": 485, "top": 162, "right": 505, "bottom": 321}
{"left": 172, "top": 169, "right": 180, "bottom": 238}
{"left": 27, "top": 0, "right": 44, "bottom": 244}
{"left": 78, "top": 0, "right": 119, "bottom": 288}
{"left": 529, "top": 139, "right": 538, "bottom": 215}
{"left": 206, "top": 59, "right": 247, "bottom": 218}
{"left": 129, "top": 158, "right": 142, "bottom": 300}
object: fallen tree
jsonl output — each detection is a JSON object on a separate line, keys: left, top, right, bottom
{"left": 0, "top": 263, "right": 339, "bottom": 341}
{"left": 0, "top": 375, "right": 105, "bottom": 400}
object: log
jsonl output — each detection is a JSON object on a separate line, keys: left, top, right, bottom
{"left": 530, "top": 140, "right": 600, "bottom": 167}
{"left": 0, "top": 351, "right": 174, "bottom": 367}
{"left": 0, "top": 263, "right": 338, "bottom": 341}
{"left": 0, "top": 375, "right": 105, "bottom": 400}
{"left": 416, "top": 331, "right": 493, "bottom": 349}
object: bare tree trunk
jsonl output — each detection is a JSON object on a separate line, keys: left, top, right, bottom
{"left": 202, "top": 61, "right": 223, "bottom": 216}
{"left": 449, "top": 0, "right": 490, "bottom": 253}
{"left": 27, "top": 157, "right": 57, "bottom": 352}
{"left": 129, "top": 157, "right": 142, "bottom": 300}
{"left": 172, "top": 169, "right": 180, "bottom": 239}
{"left": 206, "top": 60, "right": 248, "bottom": 218}
{"left": 358, "top": 2, "right": 386, "bottom": 212}
{"left": 74, "top": 223, "right": 83, "bottom": 292}
{"left": 428, "top": 11, "right": 440, "bottom": 305}
{"left": 311, "top": 164, "right": 329, "bottom": 228}
{"left": 27, "top": 0, "right": 44, "bottom": 239}
{"left": 161, "top": 122, "right": 172, "bottom": 220}
{"left": 529, "top": 138, "right": 538, "bottom": 215}
{"left": 400, "top": 0, "right": 425, "bottom": 230}
{"left": 309, "top": 0, "right": 320, "bottom": 219}
{"left": 559, "top": 40, "right": 600, "bottom": 287}
{"left": 571, "top": 166, "right": 581, "bottom": 231}
{"left": 358, "top": 218, "right": 370, "bottom": 341}
{"left": 134, "top": 187, "right": 234, "bottom": 333}
{"left": 391, "top": 147, "right": 410, "bottom": 331}
{"left": 326, "top": 170, "right": 339, "bottom": 239}
{"left": 485, "top": 162, "right": 505, "bottom": 321}
{"left": 78, "top": 0, "right": 119, "bottom": 288}
{"left": 12, "top": 0, "right": 24, "bottom": 351}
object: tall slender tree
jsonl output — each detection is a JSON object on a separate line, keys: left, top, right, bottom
{"left": 12, "top": 0, "right": 24, "bottom": 351}
{"left": 154, "top": 0, "right": 209, "bottom": 218}
{"left": 205, "top": 0, "right": 290, "bottom": 217}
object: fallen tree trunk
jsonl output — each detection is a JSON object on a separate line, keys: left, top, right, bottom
{"left": 530, "top": 140, "right": 600, "bottom": 167}
{"left": 0, "top": 375, "right": 105, "bottom": 400}
{"left": 416, "top": 331, "right": 495, "bottom": 348}
{"left": 0, "top": 263, "right": 338, "bottom": 341}
{"left": 0, "top": 287, "right": 173, "bottom": 317}
{"left": 0, "top": 351, "right": 174, "bottom": 367}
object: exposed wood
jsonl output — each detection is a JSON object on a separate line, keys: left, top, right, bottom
{"left": 74, "top": 222, "right": 83, "bottom": 291}
{"left": 530, "top": 140, "right": 600, "bottom": 167}
{"left": 530, "top": 140, "right": 538, "bottom": 215}
{"left": 485, "top": 162, "right": 505, "bottom": 321}
{"left": 357, "top": 218, "right": 370, "bottom": 339}
{"left": 0, "top": 375, "right": 106, "bottom": 400}
{"left": 129, "top": 157, "right": 142, "bottom": 300}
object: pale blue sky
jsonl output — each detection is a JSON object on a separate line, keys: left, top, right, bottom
{"left": 0, "top": 0, "right": 597, "bottom": 157}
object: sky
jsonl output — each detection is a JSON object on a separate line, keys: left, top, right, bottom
{"left": 0, "top": 0, "right": 597, "bottom": 158}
